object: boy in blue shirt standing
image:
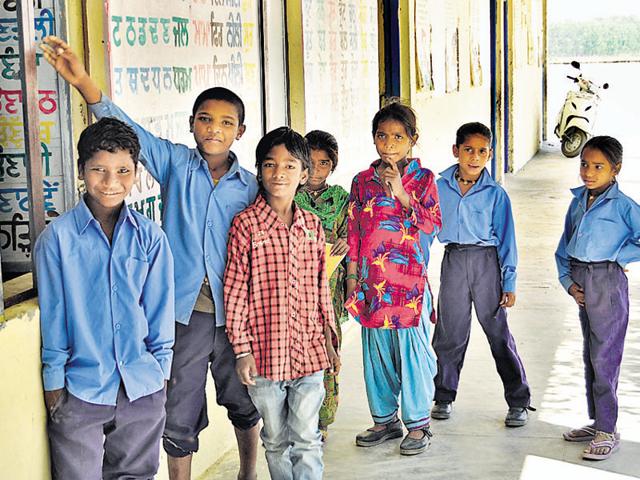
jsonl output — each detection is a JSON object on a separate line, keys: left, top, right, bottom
{"left": 36, "top": 117, "right": 175, "bottom": 479}
{"left": 431, "top": 122, "right": 532, "bottom": 427}
{"left": 41, "top": 36, "right": 261, "bottom": 480}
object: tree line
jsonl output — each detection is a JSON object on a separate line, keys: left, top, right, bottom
{"left": 549, "top": 17, "right": 640, "bottom": 60}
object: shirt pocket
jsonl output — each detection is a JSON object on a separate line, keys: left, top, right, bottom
{"left": 472, "top": 208, "right": 493, "bottom": 228}
{"left": 127, "top": 256, "right": 150, "bottom": 296}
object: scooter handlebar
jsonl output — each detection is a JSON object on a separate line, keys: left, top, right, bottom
{"left": 566, "top": 75, "right": 578, "bottom": 82}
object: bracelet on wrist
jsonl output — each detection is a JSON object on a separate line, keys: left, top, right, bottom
{"left": 345, "top": 273, "right": 358, "bottom": 281}
{"left": 235, "top": 352, "right": 251, "bottom": 360}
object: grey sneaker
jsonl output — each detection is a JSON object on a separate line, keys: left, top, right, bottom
{"left": 431, "top": 401, "right": 452, "bottom": 420}
{"left": 355, "top": 419, "right": 403, "bottom": 447}
{"left": 399, "top": 426, "right": 433, "bottom": 455}
{"left": 505, "top": 407, "right": 530, "bottom": 427}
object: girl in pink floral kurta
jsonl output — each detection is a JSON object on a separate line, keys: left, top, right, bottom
{"left": 346, "top": 101, "right": 441, "bottom": 456}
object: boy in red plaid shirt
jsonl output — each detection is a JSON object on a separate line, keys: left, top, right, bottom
{"left": 224, "top": 127, "right": 339, "bottom": 479}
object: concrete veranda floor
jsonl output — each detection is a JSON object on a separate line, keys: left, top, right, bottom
{"left": 204, "top": 146, "right": 640, "bottom": 479}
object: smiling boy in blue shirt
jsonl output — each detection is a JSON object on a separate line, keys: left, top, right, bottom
{"left": 36, "top": 117, "right": 175, "bottom": 479}
{"left": 431, "top": 122, "right": 532, "bottom": 427}
{"left": 42, "top": 35, "right": 260, "bottom": 480}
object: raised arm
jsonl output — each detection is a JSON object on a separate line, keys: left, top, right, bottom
{"left": 41, "top": 35, "right": 176, "bottom": 185}
{"left": 404, "top": 170, "right": 442, "bottom": 236}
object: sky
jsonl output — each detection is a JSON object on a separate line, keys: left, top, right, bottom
{"left": 549, "top": 0, "right": 640, "bottom": 23}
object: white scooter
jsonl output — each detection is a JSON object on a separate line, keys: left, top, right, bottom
{"left": 554, "top": 61, "right": 609, "bottom": 158}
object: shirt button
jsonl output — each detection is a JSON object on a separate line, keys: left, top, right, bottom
{"left": 115, "top": 323, "right": 121, "bottom": 330}
{"left": 119, "top": 360, "right": 124, "bottom": 366}
{"left": 207, "top": 220, "right": 213, "bottom": 228}
{"left": 205, "top": 255, "right": 210, "bottom": 261}
{"left": 291, "top": 312, "right": 297, "bottom": 319}
{"left": 112, "top": 285, "right": 118, "bottom": 292}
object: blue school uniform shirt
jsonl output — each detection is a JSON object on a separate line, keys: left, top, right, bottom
{"left": 35, "top": 197, "right": 175, "bottom": 405}
{"left": 555, "top": 183, "right": 640, "bottom": 291}
{"left": 90, "top": 96, "right": 259, "bottom": 326}
{"left": 436, "top": 164, "right": 518, "bottom": 293}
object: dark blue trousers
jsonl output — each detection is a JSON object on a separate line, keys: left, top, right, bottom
{"left": 571, "top": 260, "right": 629, "bottom": 433}
{"left": 433, "top": 244, "right": 531, "bottom": 407}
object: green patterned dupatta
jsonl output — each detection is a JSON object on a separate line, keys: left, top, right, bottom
{"left": 295, "top": 184, "right": 349, "bottom": 323}
{"left": 295, "top": 185, "right": 349, "bottom": 243}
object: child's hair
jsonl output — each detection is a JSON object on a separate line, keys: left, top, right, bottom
{"left": 77, "top": 117, "right": 140, "bottom": 171}
{"left": 371, "top": 99, "right": 418, "bottom": 138}
{"left": 255, "top": 127, "right": 311, "bottom": 189}
{"left": 305, "top": 130, "right": 339, "bottom": 171}
{"left": 582, "top": 135, "right": 623, "bottom": 167}
{"left": 455, "top": 122, "right": 493, "bottom": 146}
{"left": 191, "top": 87, "right": 245, "bottom": 124}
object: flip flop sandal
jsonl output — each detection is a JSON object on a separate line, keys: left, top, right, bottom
{"left": 563, "top": 425, "right": 597, "bottom": 442}
{"left": 582, "top": 432, "right": 620, "bottom": 461}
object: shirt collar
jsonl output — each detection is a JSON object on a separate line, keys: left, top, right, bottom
{"left": 254, "top": 193, "right": 307, "bottom": 234}
{"left": 440, "top": 164, "right": 495, "bottom": 191}
{"left": 74, "top": 195, "right": 139, "bottom": 235}
{"left": 191, "top": 150, "right": 249, "bottom": 186}
{"left": 571, "top": 182, "right": 620, "bottom": 201}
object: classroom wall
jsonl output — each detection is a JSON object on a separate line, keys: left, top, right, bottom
{"left": 289, "top": 0, "right": 381, "bottom": 187}
{"left": 406, "top": 0, "right": 492, "bottom": 177}
{"left": 508, "top": 0, "right": 544, "bottom": 172}
{"left": 0, "top": 302, "right": 50, "bottom": 480}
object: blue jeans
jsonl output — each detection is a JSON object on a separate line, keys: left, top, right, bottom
{"left": 248, "top": 371, "right": 325, "bottom": 480}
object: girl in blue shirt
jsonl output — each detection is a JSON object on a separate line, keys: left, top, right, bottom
{"left": 556, "top": 135, "right": 640, "bottom": 461}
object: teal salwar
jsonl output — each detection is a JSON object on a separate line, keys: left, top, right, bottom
{"left": 361, "top": 286, "right": 437, "bottom": 430}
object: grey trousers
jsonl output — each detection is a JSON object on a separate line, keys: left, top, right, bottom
{"left": 571, "top": 259, "right": 629, "bottom": 433}
{"left": 48, "top": 386, "right": 166, "bottom": 480}
{"left": 163, "top": 311, "right": 260, "bottom": 457}
{"left": 433, "top": 244, "right": 531, "bottom": 407}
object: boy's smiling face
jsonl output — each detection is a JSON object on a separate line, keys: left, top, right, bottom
{"left": 190, "top": 99, "right": 245, "bottom": 160}
{"left": 453, "top": 133, "right": 492, "bottom": 180}
{"left": 80, "top": 149, "right": 136, "bottom": 216}
{"left": 260, "top": 144, "right": 309, "bottom": 201}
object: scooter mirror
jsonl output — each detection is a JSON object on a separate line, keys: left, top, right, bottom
{"left": 603, "top": 83, "right": 609, "bottom": 89}
{"left": 571, "top": 60, "right": 581, "bottom": 69}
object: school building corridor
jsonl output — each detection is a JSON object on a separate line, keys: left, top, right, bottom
{"left": 204, "top": 147, "right": 640, "bottom": 480}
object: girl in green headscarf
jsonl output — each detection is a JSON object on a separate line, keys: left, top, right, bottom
{"left": 295, "top": 130, "right": 349, "bottom": 441}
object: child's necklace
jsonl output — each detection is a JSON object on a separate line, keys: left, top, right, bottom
{"left": 455, "top": 169, "right": 477, "bottom": 186}
{"left": 307, "top": 184, "right": 328, "bottom": 198}
{"left": 587, "top": 190, "right": 605, "bottom": 203}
